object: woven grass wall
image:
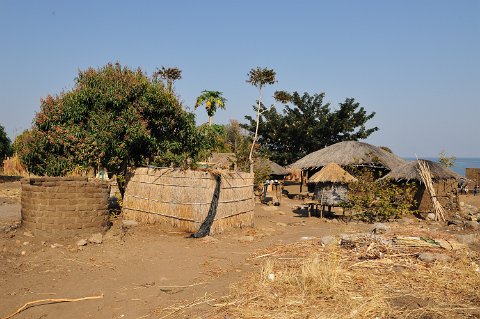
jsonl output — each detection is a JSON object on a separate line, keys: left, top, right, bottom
{"left": 122, "top": 167, "right": 254, "bottom": 234}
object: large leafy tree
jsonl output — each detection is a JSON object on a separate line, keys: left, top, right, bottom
{"left": 0, "top": 124, "right": 12, "bottom": 160}
{"left": 243, "top": 91, "right": 378, "bottom": 166}
{"left": 194, "top": 90, "right": 227, "bottom": 126}
{"left": 18, "top": 63, "right": 198, "bottom": 190}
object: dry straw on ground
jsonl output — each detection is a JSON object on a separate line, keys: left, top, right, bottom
{"left": 123, "top": 167, "right": 254, "bottom": 234}
{"left": 210, "top": 235, "right": 480, "bottom": 319}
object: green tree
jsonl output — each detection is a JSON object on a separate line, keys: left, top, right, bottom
{"left": 243, "top": 91, "right": 378, "bottom": 166}
{"left": 194, "top": 90, "right": 227, "bottom": 126}
{"left": 0, "top": 124, "right": 12, "bottom": 160}
{"left": 196, "top": 123, "right": 230, "bottom": 161}
{"left": 246, "top": 67, "right": 277, "bottom": 172}
{"left": 19, "top": 63, "right": 199, "bottom": 194}
{"left": 153, "top": 66, "right": 182, "bottom": 92}
{"left": 438, "top": 150, "right": 456, "bottom": 168}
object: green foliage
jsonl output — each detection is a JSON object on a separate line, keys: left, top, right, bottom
{"left": 194, "top": 90, "right": 227, "bottom": 126}
{"left": 243, "top": 92, "right": 378, "bottom": 166}
{"left": 438, "top": 150, "right": 456, "bottom": 168}
{"left": 196, "top": 124, "right": 229, "bottom": 160}
{"left": 346, "top": 169, "right": 417, "bottom": 222}
{"left": 18, "top": 63, "right": 199, "bottom": 179}
{"left": 0, "top": 124, "right": 12, "bottom": 160}
{"left": 246, "top": 67, "right": 277, "bottom": 89}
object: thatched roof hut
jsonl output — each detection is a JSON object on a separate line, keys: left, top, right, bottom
{"left": 308, "top": 163, "right": 357, "bottom": 206}
{"left": 290, "top": 141, "right": 406, "bottom": 171}
{"left": 308, "top": 163, "right": 357, "bottom": 184}
{"left": 256, "top": 158, "right": 289, "bottom": 176}
{"left": 381, "top": 159, "right": 460, "bottom": 212}
{"left": 381, "top": 160, "right": 462, "bottom": 182}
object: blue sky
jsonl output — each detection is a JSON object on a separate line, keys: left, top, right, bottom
{"left": 0, "top": 0, "right": 478, "bottom": 157}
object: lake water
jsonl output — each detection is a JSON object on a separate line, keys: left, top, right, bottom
{"left": 404, "top": 157, "right": 480, "bottom": 177}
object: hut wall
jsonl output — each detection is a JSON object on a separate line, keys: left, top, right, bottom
{"left": 21, "top": 177, "right": 110, "bottom": 238}
{"left": 313, "top": 182, "right": 348, "bottom": 206}
{"left": 415, "top": 179, "right": 458, "bottom": 212}
{"left": 122, "top": 168, "right": 254, "bottom": 234}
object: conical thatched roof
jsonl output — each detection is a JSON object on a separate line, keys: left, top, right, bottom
{"left": 256, "top": 158, "right": 289, "bottom": 176}
{"left": 381, "top": 159, "right": 462, "bottom": 182}
{"left": 290, "top": 141, "right": 406, "bottom": 170}
{"left": 308, "top": 163, "right": 357, "bottom": 184}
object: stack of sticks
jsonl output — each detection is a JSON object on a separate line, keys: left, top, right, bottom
{"left": 417, "top": 160, "right": 446, "bottom": 222}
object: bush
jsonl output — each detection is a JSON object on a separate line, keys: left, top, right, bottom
{"left": 346, "top": 169, "right": 417, "bottom": 222}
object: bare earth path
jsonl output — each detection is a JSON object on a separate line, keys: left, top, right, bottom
{"left": 0, "top": 181, "right": 369, "bottom": 319}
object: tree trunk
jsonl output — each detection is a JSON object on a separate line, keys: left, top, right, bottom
{"left": 209, "top": 116, "right": 212, "bottom": 126}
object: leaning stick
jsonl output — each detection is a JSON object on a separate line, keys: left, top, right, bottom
{"left": 1, "top": 294, "right": 104, "bottom": 319}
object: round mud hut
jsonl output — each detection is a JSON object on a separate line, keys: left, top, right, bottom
{"left": 308, "top": 163, "right": 357, "bottom": 206}
{"left": 122, "top": 167, "right": 254, "bottom": 235}
{"left": 381, "top": 159, "right": 461, "bottom": 212}
{"left": 21, "top": 177, "right": 110, "bottom": 238}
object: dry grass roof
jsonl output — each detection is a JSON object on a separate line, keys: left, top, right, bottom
{"left": 381, "top": 159, "right": 462, "bottom": 182}
{"left": 290, "top": 141, "right": 406, "bottom": 170}
{"left": 308, "top": 163, "right": 357, "bottom": 184}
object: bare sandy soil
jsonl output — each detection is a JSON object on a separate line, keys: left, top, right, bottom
{"left": 0, "top": 181, "right": 368, "bottom": 319}
{"left": 0, "top": 181, "right": 479, "bottom": 319}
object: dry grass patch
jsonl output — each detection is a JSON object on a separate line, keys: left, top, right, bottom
{"left": 214, "top": 237, "right": 480, "bottom": 319}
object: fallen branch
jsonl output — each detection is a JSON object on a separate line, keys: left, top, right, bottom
{"left": 1, "top": 294, "right": 104, "bottom": 319}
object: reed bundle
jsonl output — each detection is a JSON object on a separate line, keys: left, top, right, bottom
{"left": 122, "top": 167, "right": 254, "bottom": 234}
{"left": 417, "top": 159, "right": 446, "bottom": 221}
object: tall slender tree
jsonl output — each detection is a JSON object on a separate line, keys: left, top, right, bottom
{"left": 153, "top": 66, "right": 182, "bottom": 92}
{"left": 194, "top": 90, "right": 227, "bottom": 126}
{"left": 246, "top": 67, "right": 277, "bottom": 172}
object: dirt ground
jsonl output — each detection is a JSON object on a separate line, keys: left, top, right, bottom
{"left": 0, "top": 181, "right": 479, "bottom": 319}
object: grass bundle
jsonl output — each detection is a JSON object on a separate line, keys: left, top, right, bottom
{"left": 2, "top": 155, "right": 28, "bottom": 176}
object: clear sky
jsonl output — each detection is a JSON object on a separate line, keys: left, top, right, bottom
{"left": 0, "top": 0, "right": 478, "bottom": 158}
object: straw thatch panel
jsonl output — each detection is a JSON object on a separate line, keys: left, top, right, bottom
{"left": 290, "top": 141, "right": 406, "bottom": 170}
{"left": 381, "top": 160, "right": 460, "bottom": 212}
{"left": 122, "top": 168, "right": 254, "bottom": 234}
{"left": 308, "top": 163, "right": 357, "bottom": 184}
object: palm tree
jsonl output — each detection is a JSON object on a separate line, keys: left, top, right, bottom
{"left": 194, "top": 90, "right": 227, "bottom": 126}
